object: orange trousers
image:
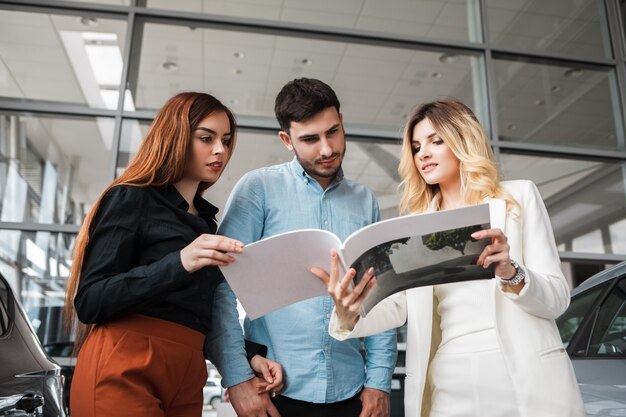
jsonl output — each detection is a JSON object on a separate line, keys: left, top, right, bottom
{"left": 70, "top": 315, "right": 207, "bottom": 417}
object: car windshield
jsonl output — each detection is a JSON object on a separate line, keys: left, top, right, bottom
{"left": 587, "top": 278, "right": 626, "bottom": 357}
{"left": 556, "top": 283, "right": 608, "bottom": 348}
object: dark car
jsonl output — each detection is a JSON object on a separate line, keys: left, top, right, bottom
{"left": 41, "top": 342, "right": 74, "bottom": 412}
{"left": 0, "top": 273, "right": 66, "bottom": 416}
{"left": 556, "top": 261, "right": 626, "bottom": 416}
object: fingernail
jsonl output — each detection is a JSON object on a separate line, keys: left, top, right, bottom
{"left": 367, "top": 267, "right": 374, "bottom": 274}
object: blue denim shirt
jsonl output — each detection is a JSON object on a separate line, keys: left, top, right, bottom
{"left": 216, "top": 157, "right": 397, "bottom": 402}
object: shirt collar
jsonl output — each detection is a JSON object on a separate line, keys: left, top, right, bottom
{"left": 288, "top": 156, "right": 344, "bottom": 188}
{"left": 161, "top": 185, "right": 219, "bottom": 219}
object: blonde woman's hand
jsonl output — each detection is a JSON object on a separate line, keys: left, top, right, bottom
{"left": 471, "top": 228, "right": 517, "bottom": 279}
{"left": 180, "top": 234, "right": 244, "bottom": 273}
{"left": 310, "top": 249, "right": 376, "bottom": 330}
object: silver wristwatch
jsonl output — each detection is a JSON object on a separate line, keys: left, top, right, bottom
{"left": 500, "top": 259, "right": 526, "bottom": 286}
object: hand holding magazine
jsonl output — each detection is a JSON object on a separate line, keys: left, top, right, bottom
{"left": 220, "top": 200, "right": 505, "bottom": 319}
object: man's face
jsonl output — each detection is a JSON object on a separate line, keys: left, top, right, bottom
{"left": 279, "top": 107, "right": 346, "bottom": 189}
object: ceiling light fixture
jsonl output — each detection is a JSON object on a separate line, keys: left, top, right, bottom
{"left": 161, "top": 61, "right": 179, "bottom": 73}
{"left": 80, "top": 16, "right": 99, "bottom": 28}
{"left": 438, "top": 53, "right": 458, "bottom": 64}
{"left": 234, "top": 51, "right": 245, "bottom": 59}
{"left": 301, "top": 58, "right": 313, "bottom": 65}
{"left": 430, "top": 72, "right": 442, "bottom": 79}
{"left": 551, "top": 85, "right": 561, "bottom": 92}
{"left": 564, "top": 68, "right": 584, "bottom": 78}
{"left": 535, "top": 99, "right": 545, "bottom": 106}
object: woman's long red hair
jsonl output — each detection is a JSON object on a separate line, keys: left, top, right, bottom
{"left": 64, "top": 92, "right": 237, "bottom": 350}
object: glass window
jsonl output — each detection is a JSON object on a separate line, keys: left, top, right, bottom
{"left": 120, "top": 121, "right": 402, "bottom": 219}
{"left": 500, "top": 154, "right": 626, "bottom": 256}
{"left": 145, "top": 0, "right": 483, "bottom": 43}
{"left": 0, "top": 230, "right": 75, "bottom": 344}
{"left": 588, "top": 278, "right": 626, "bottom": 357}
{"left": 130, "top": 22, "right": 487, "bottom": 134}
{"left": 0, "top": 229, "right": 74, "bottom": 310}
{"left": 62, "top": 0, "right": 130, "bottom": 4}
{"left": 622, "top": 0, "right": 626, "bottom": 55}
{"left": 556, "top": 283, "right": 606, "bottom": 347}
{"left": 0, "top": 114, "right": 116, "bottom": 225}
{"left": 610, "top": 218, "right": 626, "bottom": 254}
{"left": 493, "top": 57, "right": 623, "bottom": 151}
{"left": 485, "top": 0, "right": 611, "bottom": 60}
{"left": 0, "top": 9, "right": 127, "bottom": 109}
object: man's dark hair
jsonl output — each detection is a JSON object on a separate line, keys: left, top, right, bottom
{"left": 274, "top": 78, "right": 341, "bottom": 133}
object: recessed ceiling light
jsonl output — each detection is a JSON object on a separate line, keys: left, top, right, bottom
{"left": 301, "top": 58, "right": 313, "bottom": 65}
{"left": 234, "top": 51, "right": 245, "bottom": 59}
{"left": 229, "top": 98, "right": 240, "bottom": 105}
{"left": 430, "top": 72, "right": 442, "bottom": 79}
{"left": 161, "top": 61, "right": 179, "bottom": 72}
{"left": 232, "top": 68, "right": 242, "bottom": 75}
{"left": 535, "top": 99, "right": 545, "bottom": 106}
{"left": 438, "top": 53, "right": 458, "bottom": 64}
{"left": 551, "top": 85, "right": 561, "bottom": 92}
{"left": 507, "top": 124, "right": 516, "bottom": 130}
{"left": 564, "top": 68, "right": 584, "bottom": 78}
{"left": 80, "top": 17, "right": 99, "bottom": 28}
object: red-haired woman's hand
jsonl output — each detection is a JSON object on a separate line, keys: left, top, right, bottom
{"left": 180, "top": 234, "right": 243, "bottom": 273}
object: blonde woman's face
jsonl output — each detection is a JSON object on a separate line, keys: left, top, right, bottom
{"left": 411, "top": 118, "right": 460, "bottom": 189}
{"left": 185, "top": 111, "right": 232, "bottom": 183}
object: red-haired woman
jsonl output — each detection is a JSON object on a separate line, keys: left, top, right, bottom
{"left": 65, "top": 92, "right": 281, "bottom": 417}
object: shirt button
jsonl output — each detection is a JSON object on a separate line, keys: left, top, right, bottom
{"left": 324, "top": 221, "right": 328, "bottom": 225}
{"left": 326, "top": 313, "right": 331, "bottom": 319}
{"left": 324, "top": 346, "right": 329, "bottom": 352}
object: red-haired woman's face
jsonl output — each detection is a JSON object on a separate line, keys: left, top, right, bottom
{"left": 185, "top": 111, "right": 232, "bottom": 183}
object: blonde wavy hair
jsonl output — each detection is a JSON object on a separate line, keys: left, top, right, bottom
{"left": 398, "top": 98, "right": 519, "bottom": 216}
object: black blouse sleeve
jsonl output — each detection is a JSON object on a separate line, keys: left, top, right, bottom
{"left": 245, "top": 339, "right": 268, "bottom": 362}
{"left": 74, "top": 186, "right": 190, "bottom": 324}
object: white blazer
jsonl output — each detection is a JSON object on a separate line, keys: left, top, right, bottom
{"left": 330, "top": 180, "right": 586, "bottom": 417}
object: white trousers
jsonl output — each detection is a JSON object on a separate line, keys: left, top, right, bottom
{"left": 428, "top": 347, "right": 520, "bottom": 417}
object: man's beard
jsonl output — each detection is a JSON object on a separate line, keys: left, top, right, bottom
{"left": 294, "top": 148, "right": 345, "bottom": 181}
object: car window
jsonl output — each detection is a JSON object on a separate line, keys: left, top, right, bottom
{"left": 0, "top": 277, "right": 10, "bottom": 336}
{"left": 588, "top": 278, "right": 626, "bottom": 358}
{"left": 557, "top": 284, "right": 607, "bottom": 347}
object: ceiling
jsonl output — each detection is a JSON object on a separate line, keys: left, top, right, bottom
{"left": 0, "top": 0, "right": 622, "bottom": 229}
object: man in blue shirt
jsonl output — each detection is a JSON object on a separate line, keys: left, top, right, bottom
{"left": 218, "top": 78, "right": 397, "bottom": 417}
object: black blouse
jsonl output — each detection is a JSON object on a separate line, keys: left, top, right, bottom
{"left": 74, "top": 184, "right": 223, "bottom": 335}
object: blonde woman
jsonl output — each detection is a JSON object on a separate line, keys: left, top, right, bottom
{"left": 312, "top": 98, "right": 586, "bottom": 417}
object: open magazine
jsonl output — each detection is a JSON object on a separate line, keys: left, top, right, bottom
{"left": 220, "top": 200, "right": 505, "bottom": 319}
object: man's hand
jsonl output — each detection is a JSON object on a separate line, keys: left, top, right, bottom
{"left": 359, "top": 388, "right": 390, "bottom": 417}
{"left": 250, "top": 355, "right": 284, "bottom": 395}
{"left": 228, "top": 377, "right": 281, "bottom": 417}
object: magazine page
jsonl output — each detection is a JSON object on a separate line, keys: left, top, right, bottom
{"left": 219, "top": 229, "right": 342, "bottom": 320}
{"left": 344, "top": 200, "right": 505, "bottom": 316}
